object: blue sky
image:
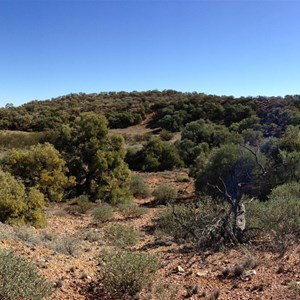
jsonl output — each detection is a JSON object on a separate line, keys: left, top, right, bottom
{"left": 1, "top": 0, "right": 300, "bottom": 106}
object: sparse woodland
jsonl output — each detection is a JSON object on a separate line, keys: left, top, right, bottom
{"left": 0, "top": 90, "right": 299, "bottom": 299}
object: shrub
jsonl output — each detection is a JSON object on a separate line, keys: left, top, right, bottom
{"left": 74, "top": 195, "right": 93, "bottom": 214}
{"left": 247, "top": 196, "right": 300, "bottom": 248}
{"left": 0, "top": 250, "right": 52, "bottom": 300}
{"left": 2, "top": 143, "right": 73, "bottom": 202}
{"left": 176, "top": 174, "right": 191, "bottom": 182}
{"left": 0, "top": 131, "right": 44, "bottom": 150}
{"left": 269, "top": 182, "right": 300, "bottom": 202}
{"left": 14, "top": 226, "right": 41, "bottom": 246}
{"left": 130, "top": 174, "right": 150, "bottom": 198}
{"left": 104, "top": 223, "right": 140, "bottom": 248}
{"left": 48, "top": 235, "right": 81, "bottom": 256}
{"left": 92, "top": 203, "right": 114, "bottom": 224}
{"left": 79, "top": 228, "right": 101, "bottom": 243}
{"left": 98, "top": 250, "right": 160, "bottom": 296}
{"left": 0, "top": 170, "right": 46, "bottom": 228}
{"left": 126, "top": 138, "right": 183, "bottom": 172}
{"left": 55, "top": 113, "right": 132, "bottom": 203}
{"left": 152, "top": 184, "right": 178, "bottom": 205}
{"left": 155, "top": 201, "right": 226, "bottom": 248}
{"left": 159, "top": 129, "right": 174, "bottom": 141}
{"left": 117, "top": 202, "right": 148, "bottom": 218}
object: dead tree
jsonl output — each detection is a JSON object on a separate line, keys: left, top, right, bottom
{"left": 204, "top": 145, "right": 266, "bottom": 246}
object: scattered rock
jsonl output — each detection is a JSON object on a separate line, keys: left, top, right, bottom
{"left": 276, "top": 265, "right": 285, "bottom": 274}
{"left": 196, "top": 270, "right": 208, "bottom": 277}
{"left": 185, "top": 285, "right": 201, "bottom": 297}
{"left": 209, "top": 288, "right": 220, "bottom": 300}
{"left": 251, "top": 284, "right": 264, "bottom": 292}
{"left": 54, "top": 279, "right": 63, "bottom": 289}
{"left": 176, "top": 266, "right": 185, "bottom": 273}
{"left": 80, "top": 272, "right": 91, "bottom": 280}
{"left": 244, "top": 269, "right": 257, "bottom": 276}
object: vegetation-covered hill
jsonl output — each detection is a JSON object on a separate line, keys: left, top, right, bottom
{"left": 1, "top": 91, "right": 300, "bottom": 136}
{"left": 0, "top": 90, "right": 300, "bottom": 299}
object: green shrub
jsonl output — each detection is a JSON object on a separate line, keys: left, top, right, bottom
{"left": 152, "top": 184, "right": 178, "bottom": 205}
{"left": 247, "top": 195, "right": 300, "bottom": 248}
{"left": 117, "top": 202, "right": 148, "bottom": 218}
{"left": 92, "top": 203, "right": 114, "bottom": 224}
{"left": 130, "top": 174, "right": 150, "bottom": 198}
{"left": 0, "top": 250, "right": 52, "bottom": 300}
{"left": 74, "top": 195, "right": 93, "bottom": 214}
{"left": 104, "top": 223, "right": 140, "bottom": 248}
{"left": 14, "top": 227, "right": 41, "bottom": 246}
{"left": 79, "top": 228, "right": 101, "bottom": 243}
{"left": 2, "top": 143, "right": 73, "bottom": 202}
{"left": 0, "top": 224, "right": 14, "bottom": 242}
{"left": 126, "top": 138, "right": 183, "bottom": 172}
{"left": 98, "top": 250, "right": 160, "bottom": 296}
{"left": 269, "top": 182, "right": 300, "bottom": 202}
{"left": 155, "top": 201, "right": 226, "bottom": 247}
{"left": 0, "top": 132, "right": 44, "bottom": 150}
{"left": 48, "top": 235, "right": 81, "bottom": 256}
{"left": 159, "top": 129, "right": 174, "bottom": 141}
{"left": 176, "top": 174, "right": 191, "bottom": 182}
{"left": 0, "top": 170, "right": 46, "bottom": 228}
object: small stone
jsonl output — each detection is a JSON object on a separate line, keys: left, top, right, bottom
{"left": 185, "top": 285, "right": 201, "bottom": 297}
{"left": 176, "top": 266, "right": 185, "bottom": 273}
{"left": 251, "top": 284, "right": 264, "bottom": 292}
{"left": 276, "top": 266, "right": 284, "bottom": 274}
{"left": 196, "top": 270, "right": 208, "bottom": 277}
{"left": 244, "top": 269, "right": 257, "bottom": 276}
{"left": 80, "top": 272, "right": 90, "bottom": 280}
{"left": 54, "top": 279, "right": 63, "bottom": 289}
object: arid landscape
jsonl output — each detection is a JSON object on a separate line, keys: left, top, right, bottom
{"left": 0, "top": 91, "right": 299, "bottom": 300}
{"left": 0, "top": 169, "right": 299, "bottom": 300}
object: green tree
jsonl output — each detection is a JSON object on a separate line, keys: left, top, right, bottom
{"left": 56, "top": 112, "right": 132, "bottom": 203}
{"left": 193, "top": 144, "right": 267, "bottom": 244}
{"left": 126, "top": 138, "right": 183, "bottom": 172}
{"left": 2, "top": 143, "right": 72, "bottom": 202}
{"left": 0, "top": 170, "right": 45, "bottom": 227}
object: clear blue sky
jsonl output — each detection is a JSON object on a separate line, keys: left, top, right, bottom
{"left": 1, "top": 0, "right": 300, "bottom": 106}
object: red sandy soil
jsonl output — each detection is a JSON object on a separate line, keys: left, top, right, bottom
{"left": 0, "top": 170, "right": 299, "bottom": 300}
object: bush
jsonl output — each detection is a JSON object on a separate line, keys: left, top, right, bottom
{"left": 55, "top": 113, "right": 132, "bottom": 203}
{"left": 269, "top": 182, "right": 300, "bottom": 202}
{"left": 0, "top": 170, "right": 46, "bottom": 228}
{"left": 14, "top": 226, "right": 41, "bottom": 246}
{"left": 159, "top": 129, "right": 174, "bottom": 141}
{"left": 92, "top": 203, "right": 114, "bottom": 223}
{"left": 2, "top": 143, "right": 73, "bottom": 202}
{"left": 0, "top": 250, "right": 52, "bottom": 300}
{"left": 130, "top": 175, "right": 150, "bottom": 198}
{"left": 98, "top": 250, "right": 160, "bottom": 296}
{"left": 74, "top": 195, "right": 93, "bottom": 214}
{"left": 126, "top": 138, "right": 183, "bottom": 172}
{"left": 104, "top": 223, "right": 140, "bottom": 248}
{"left": 152, "top": 184, "right": 178, "bottom": 205}
{"left": 247, "top": 195, "right": 300, "bottom": 248}
{"left": 155, "top": 201, "right": 226, "bottom": 248}
{"left": 48, "top": 235, "right": 81, "bottom": 256}
{"left": 176, "top": 174, "right": 191, "bottom": 182}
{"left": 117, "top": 202, "right": 148, "bottom": 218}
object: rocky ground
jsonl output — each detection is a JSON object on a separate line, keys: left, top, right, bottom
{"left": 0, "top": 170, "right": 299, "bottom": 300}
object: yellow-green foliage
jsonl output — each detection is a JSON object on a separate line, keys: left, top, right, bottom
{"left": 2, "top": 143, "right": 74, "bottom": 202}
{"left": 0, "top": 250, "right": 52, "bottom": 299}
{"left": 56, "top": 112, "right": 132, "bottom": 203}
{"left": 0, "top": 170, "right": 46, "bottom": 228}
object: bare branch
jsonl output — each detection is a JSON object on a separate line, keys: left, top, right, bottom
{"left": 218, "top": 177, "right": 234, "bottom": 203}
{"left": 242, "top": 145, "right": 266, "bottom": 176}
